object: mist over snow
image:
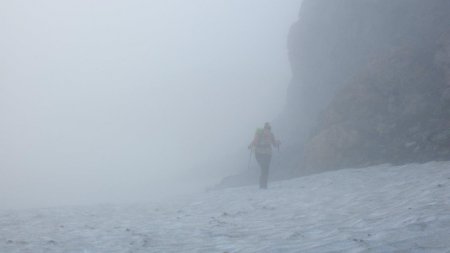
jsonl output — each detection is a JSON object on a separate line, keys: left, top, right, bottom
{"left": 0, "top": 0, "right": 302, "bottom": 209}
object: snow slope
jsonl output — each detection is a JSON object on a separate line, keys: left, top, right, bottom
{"left": 1, "top": 162, "right": 450, "bottom": 253}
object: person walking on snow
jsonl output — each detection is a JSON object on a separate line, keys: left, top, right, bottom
{"left": 248, "top": 122, "right": 280, "bottom": 189}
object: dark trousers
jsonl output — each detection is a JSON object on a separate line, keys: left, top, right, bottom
{"left": 255, "top": 153, "right": 272, "bottom": 189}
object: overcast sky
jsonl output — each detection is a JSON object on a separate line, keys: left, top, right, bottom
{"left": 0, "top": 0, "right": 302, "bottom": 209}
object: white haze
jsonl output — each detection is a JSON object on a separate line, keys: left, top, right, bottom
{"left": 0, "top": 0, "right": 302, "bottom": 209}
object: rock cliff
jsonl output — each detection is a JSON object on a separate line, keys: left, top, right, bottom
{"left": 285, "top": 0, "right": 450, "bottom": 173}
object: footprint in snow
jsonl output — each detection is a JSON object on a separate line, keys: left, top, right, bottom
{"left": 262, "top": 205, "right": 276, "bottom": 210}
{"left": 46, "top": 240, "right": 57, "bottom": 245}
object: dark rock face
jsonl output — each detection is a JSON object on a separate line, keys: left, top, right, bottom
{"left": 287, "top": 0, "right": 450, "bottom": 173}
{"left": 304, "top": 48, "right": 450, "bottom": 171}
{"left": 288, "top": 0, "right": 450, "bottom": 119}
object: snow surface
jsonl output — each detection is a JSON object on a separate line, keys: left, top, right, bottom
{"left": 1, "top": 162, "right": 450, "bottom": 253}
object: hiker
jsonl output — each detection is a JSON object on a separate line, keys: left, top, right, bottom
{"left": 248, "top": 122, "right": 280, "bottom": 189}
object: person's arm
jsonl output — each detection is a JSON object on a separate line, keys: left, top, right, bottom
{"left": 248, "top": 133, "right": 259, "bottom": 149}
{"left": 271, "top": 133, "right": 281, "bottom": 147}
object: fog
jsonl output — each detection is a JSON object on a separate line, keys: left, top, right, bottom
{"left": 0, "top": 0, "right": 301, "bottom": 209}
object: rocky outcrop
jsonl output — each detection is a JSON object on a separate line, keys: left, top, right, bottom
{"left": 287, "top": 0, "right": 450, "bottom": 173}
{"left": 303, "top": 46, "right": 450, "bottom": 171}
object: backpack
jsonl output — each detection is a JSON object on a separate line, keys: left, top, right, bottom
{"left": 254, "top": 128, "right": 273, "bottom": 152}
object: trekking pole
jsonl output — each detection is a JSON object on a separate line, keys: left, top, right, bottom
{"left": 248, "top": 148, "right": 253, "bottom": 170}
